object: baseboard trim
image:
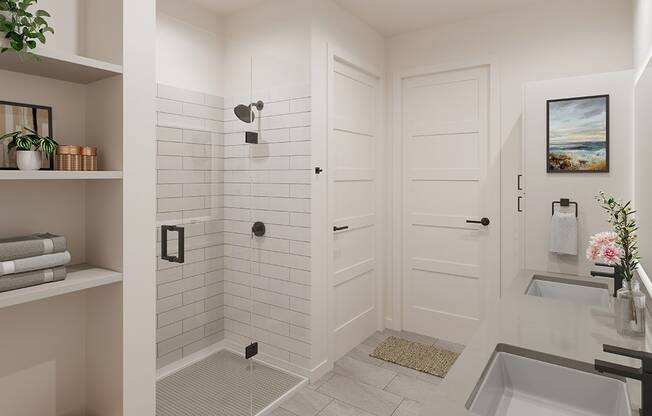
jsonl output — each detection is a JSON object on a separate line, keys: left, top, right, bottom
{"left": 385, "top": 316, "right": 400, "bottom": 331}
{"left": 308, "top": 359, "right": 331, "bottom": 383}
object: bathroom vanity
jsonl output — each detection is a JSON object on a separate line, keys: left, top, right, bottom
{"left": 421, "top": 270, "right": 652, "bottom": 416}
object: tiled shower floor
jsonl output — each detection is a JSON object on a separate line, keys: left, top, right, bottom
{"left": 157, "top": 350, "right": 304, "bottom": 416}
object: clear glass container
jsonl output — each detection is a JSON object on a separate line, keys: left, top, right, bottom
{"left": 615, "top": 280, "right": 646, "bottom": 337}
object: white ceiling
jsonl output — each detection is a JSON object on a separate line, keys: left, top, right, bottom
{"left": 186, "top": 0, "right": 541, "bottom": 36}
{"left": 187, "top": 0, "right": 267, "bottom": 16}
{"left": 332, "top": 0, "right": 542, "bottom": 36}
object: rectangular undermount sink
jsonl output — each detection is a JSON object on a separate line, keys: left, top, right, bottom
{"left": 526, "top": 275, "right": 611, "bottom": 307}
{"left": 469, "top": 351, "right": 631, "bottom": 416}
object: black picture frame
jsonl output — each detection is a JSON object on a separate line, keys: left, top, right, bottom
{"left": 546, "top": 94, "right": 609, "bottom": 173}
{"left": 0, "top": 100, "right": 54, "bottom": 170}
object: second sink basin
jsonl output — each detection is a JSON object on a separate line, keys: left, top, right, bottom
{"left": 469, "top": 350, "right": 631, "bottom": 416}
{"left": 525, "top": 275, "right": 611, "bottom": 308}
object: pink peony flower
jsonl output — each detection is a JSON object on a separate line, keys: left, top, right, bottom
{"left": 599, "top": 243, "right": 624, "bottom": 265}
{"left": 586, "top": 243, "right": 601, "bottom": 261}
{"left": 586, "top": 232, "right": 624, "bottom": 265}
{"left": 590, "top": 231, "right": 618, "bottom": 245}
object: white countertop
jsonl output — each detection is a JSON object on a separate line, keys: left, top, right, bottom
{"left": 421, "top": 269, "right": 652, "bottom": 415}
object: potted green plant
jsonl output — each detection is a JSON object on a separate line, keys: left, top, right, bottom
{"left": 0, "top": 127, "right": 57, "bottom": 170}
{"left": 0, "top": 0, "right": 54, "bottom": 59}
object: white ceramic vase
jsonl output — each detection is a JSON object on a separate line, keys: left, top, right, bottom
{"left": 16, "top": 150, "right": 42, "bottom": 170}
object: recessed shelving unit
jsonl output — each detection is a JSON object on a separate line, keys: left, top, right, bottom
{"left": 0, "top": 265, "right": 122, "bottom": 310}
{"left": 0, "top": 0, "right": 127, "bottom": 413}
{"left": 0, "top": 47, "right": 123, "bottom": 84}
{"left": 0, "top": 170, "right": 123, "bottom": 180}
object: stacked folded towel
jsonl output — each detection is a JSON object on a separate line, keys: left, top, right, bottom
{"left": 0, "top": 234, "right": 70, "bottom": 293}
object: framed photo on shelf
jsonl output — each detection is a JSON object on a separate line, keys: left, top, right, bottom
{"left": 546, "top": 94, "right": 609, "bottom": 173}
{"left": 0, "top": 100, "right": 54, "bottom": 170}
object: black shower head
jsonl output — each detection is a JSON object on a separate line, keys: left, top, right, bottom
{"left": 234, "top": 100, "right": 264, "bottom": 124}
{"left": 234, "top": 104, "right": 254, "bottom": 123}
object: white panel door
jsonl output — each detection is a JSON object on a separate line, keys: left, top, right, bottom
{"left": 328, "top": 52, "right": 381, "bottom": 360}
{"left": 401, "top": 66, "right": 499, "bottom": 344}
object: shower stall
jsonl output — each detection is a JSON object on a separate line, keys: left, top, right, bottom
{"left": 154, "top": 44, "right": 312, "bottom": 414}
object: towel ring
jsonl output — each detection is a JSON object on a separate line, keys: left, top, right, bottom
{"left": 552, "top": 198, "right": 578, "bottom": 218}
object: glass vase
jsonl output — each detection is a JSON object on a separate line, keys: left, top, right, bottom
{"left": 615, "top": 280, "right": 646, "bottom": 337}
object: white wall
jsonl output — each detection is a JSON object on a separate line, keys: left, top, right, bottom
{"left": 524, "top": 71, "right": 635, "bottom": 276}
{"left": 30, "top": 0, "right": 122, "bottom": 64}
{"left": 635, "top": 65, "right": 652, "bottom": 270}
{"left": 634, "top": 1, "right": 652, "bottom": 272}
{"left": 635, "top": 0, "right": 652, "bottom": 79}
{"left": 156, "top": 0, "right": 224, "bottom": 96}
{"left": 385, "top": 0, "right": 633, "bottom": 313}
{"left": 223, "top": 0, "right": 311, "bottom": 98}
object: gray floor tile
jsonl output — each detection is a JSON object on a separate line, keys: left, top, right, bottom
{"left": 434, "top": 338, "right": 465, "bottom": 354}
{"left": 379, "top": 360, "right": 443, "bottom": 385}
{"left": 317, "top": 374, "right": 402, "bottom": 416}
{"left": 380, "top": 329, "right": 438, "bottom": 345}
{"left": 346, "top": 343, "right": 387, "bottom": 367}
{"left": 269, "top": 407, "right": 298, "bottom": 416}
{"left": 318, "top": 400, "right": 376, "bottom": 416}
{"left": 392, "top": 399, "right": 423, "bottom": 416}
{"left": 281, "top": 388, "right": 332, "bottom": 416}
{"left": 309, "top": 371, "right": 334, "bottom": 390}
{"left": 334, "top": 356, "right": 397, "bottom": 388}
{"left": 362, "top": 334, "right": 383, "bottom": 349}
{"left": 384, "top": 374, "right": 438, "bottom": 404}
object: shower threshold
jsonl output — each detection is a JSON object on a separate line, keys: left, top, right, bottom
{"left": 157, "top": 349, "right": 305, "bottom": 416}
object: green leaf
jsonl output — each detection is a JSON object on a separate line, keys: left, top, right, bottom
{"left": 0, "top": 1, "right": 52, "bottom": 52}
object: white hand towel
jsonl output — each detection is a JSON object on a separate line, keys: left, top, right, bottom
{"left": 549, "top": 212, "right": 578, "bottom": 256}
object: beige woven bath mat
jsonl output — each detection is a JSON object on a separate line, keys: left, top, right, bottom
{"left": 370, "top": 336, "right": 460, "bottom": 378}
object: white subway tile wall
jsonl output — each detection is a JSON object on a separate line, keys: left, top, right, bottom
{"left": 155, "top": 84, "right": 312, "bottom": 371}
{"left": 222, "top": 84, "right": 312, "bottom": 369}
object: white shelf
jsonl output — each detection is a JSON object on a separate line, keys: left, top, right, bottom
{"left": 0, "top": 170, "right": 122, "bottom": 180}
{"left": 0, "top": 265, "right": 122, "bottom": 309}
{"left": 0, "top": 47, "right": 122, "bottom": 84}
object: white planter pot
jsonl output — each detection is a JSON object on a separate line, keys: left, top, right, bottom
{"left": 16, "top": 150, "right": 42, "bottom": 170}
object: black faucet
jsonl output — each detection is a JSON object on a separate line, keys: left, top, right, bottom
{"left": 595, "top": 344, "right": 652, "bottom": 416}
{"left": 590, "top": 262, "right": 622, "bottom": 297}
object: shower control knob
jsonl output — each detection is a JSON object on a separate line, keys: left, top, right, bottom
{"left": 315, "top": 167, "right": 323, "bottom": 174}
{"left": 252, "top": 221, "right": 266, "bottom": 237}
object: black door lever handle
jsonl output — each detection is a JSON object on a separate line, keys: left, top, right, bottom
{"left": 333, "top": 226, "right": 349, "bottom": 232}
{"left": 466, "top": 218, "right": 490, "bottom": 226}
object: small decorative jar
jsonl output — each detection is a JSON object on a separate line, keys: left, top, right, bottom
{"left": 615, "top": 280, "right": 646, "bottom": 337}
{"left": 82, "top": 146, "right": 97, "bottom": 171}
{"left": 56, "top": 145, "right": 82, "bottom": 171}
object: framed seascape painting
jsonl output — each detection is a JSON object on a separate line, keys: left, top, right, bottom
{"left": 547, "top": 95, "right": 609, "bottom": 173}
{"left": 0, "top": 100, "right": 54, "bottom": 170}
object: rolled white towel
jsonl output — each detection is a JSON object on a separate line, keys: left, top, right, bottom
{"left": 0, "top": 251, "right": 71, "bottom": 276}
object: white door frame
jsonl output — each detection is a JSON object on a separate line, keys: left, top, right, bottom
{"left": 390, "top": 58, "right": 501, "bottom": 331}
{"left": 326, "top": 44, "right": 386, "bottom": 364}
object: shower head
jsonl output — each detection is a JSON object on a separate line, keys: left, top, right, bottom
{"left": 233, "top": 101, "right": 264, "bottom": 123}
{"left": 234, "top": 104, "right": 254, "bottom": 123}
